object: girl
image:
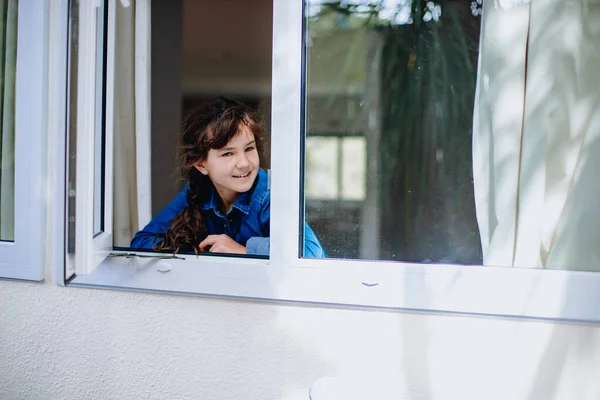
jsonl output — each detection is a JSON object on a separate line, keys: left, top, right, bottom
{"left": 131, "top": 97, "right": 326, "bottom": 257}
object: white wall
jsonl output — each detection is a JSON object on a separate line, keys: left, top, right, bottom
{"left": 1, "top": 1, "right": 600, "bottom": 399}
{"left": 2, "top": 276, "right": 600, "bottom": 400}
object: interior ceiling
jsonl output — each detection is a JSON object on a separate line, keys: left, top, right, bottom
{"left": 182, "top": 0, "right": 273, "bottom": 95}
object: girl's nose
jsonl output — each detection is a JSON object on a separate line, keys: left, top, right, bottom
{"left": 236, "top": 153, "right": 250, "bottom": 169}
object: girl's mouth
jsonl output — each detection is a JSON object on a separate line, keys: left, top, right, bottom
{"left": 233, "top": 171, "right": 251, "bottom": 178}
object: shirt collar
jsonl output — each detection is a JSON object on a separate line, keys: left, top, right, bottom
{"left": 198, "top": 180, "right": 254, "bottom": 216}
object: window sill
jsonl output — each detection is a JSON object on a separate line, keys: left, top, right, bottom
{"left": 68, "top": 251, "right": 600, "bottom": 323}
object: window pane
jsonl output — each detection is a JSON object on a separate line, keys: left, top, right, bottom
{"left": 305, "top": 136, "right": 366, "bottom": 201}
{"left": 341, "top": 137, "right": 366, "bottom": 201}
{"left": 67, "top": 0, "right": 106, "bottom": 253}
{"left": 0, "top": 0, "right": 18, "bottom": 242}
{"left": 93, "top": 1, "right": 106, "bottom": 236}
{"left": 66, "top": 0, "right": 78, "bottom": 255}
{"left": 304, "top": 0, "right": 600, "bottom": 271}
{"left": 305, "top": 137, "right": 338, "bottom": 200}
{"left": 304, "top": 0, "right": 483, "bottom": 263}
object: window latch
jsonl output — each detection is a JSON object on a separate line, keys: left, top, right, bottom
{"left": 107, "top": 252, "right": 184, "bottom": 260}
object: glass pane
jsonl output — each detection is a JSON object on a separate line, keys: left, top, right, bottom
{"left": 67, "top": 0, "right": 106, "bottom": 254}
{"left": 341, "top": 137, "right": 366, "bottom": 200}
{"left": 66, "top": 0, "right": 78, "bottom": 256}
{"left": 304, "top": 0, "right": 483, "bottom": 263}
{"left": 93, "top": 1, "right": 106, "bottom": 236}
{"left": 305, "top": 137, "right": 339, "bottom": 200}
{"left": 0, "top": 0, "right": 18, "bottom": 242}
{"left": 304, "top": 0, "right": 600, "bottom": 271}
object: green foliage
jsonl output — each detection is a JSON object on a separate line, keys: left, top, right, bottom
{"left": 377, "top": 1, "right": 482, "bottom": 263}
{"left": 308, "top": 0, "right": 483, "bottom": 263}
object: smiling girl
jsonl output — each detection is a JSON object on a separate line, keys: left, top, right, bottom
{"left": 131, "top": 97, "right": 326, "bottom": 257}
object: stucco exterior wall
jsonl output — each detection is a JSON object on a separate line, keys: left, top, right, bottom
{"left": 1, "top": 277, "right": 600, "bottom": 400}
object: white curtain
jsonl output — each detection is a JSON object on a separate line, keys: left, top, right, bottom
{"left": 0, "top": 0, "right": 17, "bottom": 241}
{"left": 113, "top": 0, "right": 152, "bottom": 247}
{"left": 473, "top": 0, "right": 600, "bottom": 270}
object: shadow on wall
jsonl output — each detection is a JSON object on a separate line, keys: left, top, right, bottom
{"left": 0, "top": 275, "right": 333, "bottom": 399}
{"left": 526, "top": 0, "right": 600, "bottom": 395}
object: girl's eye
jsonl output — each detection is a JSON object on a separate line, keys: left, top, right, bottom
{"left": 245, "top": 146, "right": 255, "bottom": 152}
{"left": 222, "top": 152, "right": 233, "bottom": 157}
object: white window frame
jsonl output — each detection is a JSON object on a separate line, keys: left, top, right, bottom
{"left": 0, "top": 0, "right": 48, "bottom": 282}
{"left": 74, "top": 0, "right": 113, "bottom": 275}
{"left": 53, "top": 0, "right": 600, "bottom": 323}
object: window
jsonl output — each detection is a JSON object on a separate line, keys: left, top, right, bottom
{"left": 305, "top": 136, "right": 366, "bottom": 202}
{"left": 305, "top": 135, "right": 367, "bottom": 259}
{"left": 304, "top": 0, "right": 600, "bottom": 271}
{"left": 304, "top": 1, "right": 482, "bottom": 263}
{"left": 55, "top": 0, "right": 600, "bottom": 322}
{"left": 0, "top": 0, "right": 47, "bottom": 281}
{"left": 57, "top": 0, "right": 276, "bottom": 285}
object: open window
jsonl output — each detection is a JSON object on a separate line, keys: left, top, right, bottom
{"left": 70, "top": 0, "right": 114, "bottom": 275}
{"left": 0, "top": 0, "right": 47, "bottom": 281}
{"left": 55, "top": 0, "right": 600, "bottom": 323}
{"left": 57, "top": 0, "right": 275, "bottom": 285}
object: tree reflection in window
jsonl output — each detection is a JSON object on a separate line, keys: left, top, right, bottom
{"left": 305, "top": 0, "right": 482, "bottom": 263}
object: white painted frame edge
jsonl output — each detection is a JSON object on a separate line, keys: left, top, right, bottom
{"left": 54, "top": 0, "right": 600, "bottom": 323}
{"left": 0, "top": 0, "right": 48, "bottom": 281}
{"left": 68, "top": 256, "right": 600, "bottom": 323}
{"left": 52, "top": 0, "right": 69, "bottom": 286}
{"left": 74, "top": 0, "right": 114, "bottom": 275}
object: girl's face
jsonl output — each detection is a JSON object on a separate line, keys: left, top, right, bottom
{"left": 194, "top": 125, "right": 260, "bottom": 205}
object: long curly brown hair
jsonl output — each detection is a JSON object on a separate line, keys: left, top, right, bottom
{"left": 154, "top": 97, "right": 265, "bottom": 254}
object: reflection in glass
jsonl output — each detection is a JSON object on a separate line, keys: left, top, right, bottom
{"left": 341, "top": 137, "right": 366, "bottom": 201}
{"left": 305, "top": 137, "right": 339, "bottom": 200}
{"left": 304, "top": 0, "right": 600, "bottom": 271}
{"left": 305, "top": 136, "right": 366, "bottom": 201}
{"left": 0, "top": 0, "right": 18, "bottom": 242}
{"left": 66, "top": 0, "right": 79, "bottom": 255}
{"left": 93, "top": 2, "right": 106, "bottom": 236}
{"left": 304, "top": 0, "right": 483, "bottom": 263}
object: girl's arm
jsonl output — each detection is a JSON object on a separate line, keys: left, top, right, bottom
{"left": 304, "top": 223, "right": 327, "bottom": 258}
{"left": 245, "top": 192, "right": 271, "bottom": 255}
{"left": 245, "top": 192, "right": 327, "bottom": 258}
{"left": 130, "top": 187, "right": 189, "bottom": 249}
{"left": 245, "top": 223, "right": 327, "bottom": 258}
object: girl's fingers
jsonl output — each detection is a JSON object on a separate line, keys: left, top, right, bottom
{"left": 200, "top": 234, "right": 246, "bottom": 254}
{"left": 198, "top": 235, "right": 246, "bottom": 254}
{"left": 199, "top": 235, "right": 218, "bottom": 251}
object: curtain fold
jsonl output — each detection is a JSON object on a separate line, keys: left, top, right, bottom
{"left": 472, "top": 0, "right": 530, "bottom": 267}
{"left": 0, "top": 0, "right": 17, "bottom": 241}
{"left": 113, "top": 0, "right": 152, "bottom": 247}
{"left": 473, "top": 0, "right": 600, "bottom": 270}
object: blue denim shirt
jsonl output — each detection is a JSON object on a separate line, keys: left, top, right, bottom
{"left": 130, "top": 169, "right": 326, "bottom": 257}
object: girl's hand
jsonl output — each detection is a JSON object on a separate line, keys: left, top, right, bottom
{"left": 199, "top": 234, "right": 247, "bottom": 254}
